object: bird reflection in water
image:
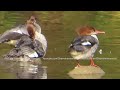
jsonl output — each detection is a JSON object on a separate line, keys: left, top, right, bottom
{"left": 0, "top": 57, "right": 47, "bottom": 79}
{"left": 16, "top": 61, "right": 47, "bottom": 79}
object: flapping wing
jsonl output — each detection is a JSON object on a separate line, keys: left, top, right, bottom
{"left": 0, "top": 25, "right": 29, "bottom": 43}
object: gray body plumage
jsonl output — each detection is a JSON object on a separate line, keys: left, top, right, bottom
{"left": 4, "top": 35, "right": 45, "bottom": 60}
{"left": 69, "top": 35, "right": 99, "bottom": 60}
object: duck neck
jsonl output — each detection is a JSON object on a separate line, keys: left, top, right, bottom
{"left": 34, "top": 22, "right": 41, "bottom": 34}
{"left": 27, "top": 24, "right": 35, "bottom": 40}
{"left": 91, "top": 35, "right": 98, "bottom": 41}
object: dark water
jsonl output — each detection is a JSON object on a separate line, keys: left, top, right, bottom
{"left": 0, "top": 11, "right": 120, "bottom": 79}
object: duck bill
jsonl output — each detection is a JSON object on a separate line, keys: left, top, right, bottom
{"left": 95, "top": 30, "right": 105, "bottom": 34}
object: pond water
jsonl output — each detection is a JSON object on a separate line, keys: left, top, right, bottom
{"left": 0, "top": 11, "right": 120, "bottom": 79}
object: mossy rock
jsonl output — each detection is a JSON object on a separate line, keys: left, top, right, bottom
{"left": 68, "top": 66, "right": 105, "bottom": 79}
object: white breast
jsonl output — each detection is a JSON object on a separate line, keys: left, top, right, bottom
{"left": 91, "top": 35, "right": 98, "bottom": 41}
{"left": 35, "top": 31, "right": 47, "bottom": 52}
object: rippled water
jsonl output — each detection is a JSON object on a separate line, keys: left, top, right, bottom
{"left": 0, "top": 11, "right": 120, "bottom": 79}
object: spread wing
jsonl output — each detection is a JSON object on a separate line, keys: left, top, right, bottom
{"left": 0, "top": 25, "right": 29, "bottom": 43}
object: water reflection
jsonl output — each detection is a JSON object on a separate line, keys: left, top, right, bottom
{"left": 16, "top": 61, "right": 47, "bottom": 79}
{"left": 0, "top": 58, "right": 47, "bottom": 79}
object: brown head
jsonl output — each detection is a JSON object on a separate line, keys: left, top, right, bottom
{"left": 76, "top": 26, "right": 105, "bottom": 36}
{"left": 26, "top": 19, "right": 35, "bottom": 40}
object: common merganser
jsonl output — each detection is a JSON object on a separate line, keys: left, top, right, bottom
{"left": 0, "top": 16, "right": 41, "bottom": 45}
{"left": 68, "top": 26, "right": 105, "bottom": 68}
{"left": 4, "top": 17, "right": 47, "bottom": 60}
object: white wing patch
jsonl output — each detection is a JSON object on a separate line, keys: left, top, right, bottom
{"left": 28, "top": 52, "right": 38, "bottom": 58}
{"left": 12, "top": 30, "right": 23, "bottom": 34}
{"left": 81, "top": 41, "right": 91, "bottom": 46}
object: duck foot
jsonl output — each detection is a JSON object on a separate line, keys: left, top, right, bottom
{"left": 90, "top": 64, "right": 99, "bottom": 67}
{"left": 90, "top": 57, "right": 99, "bottom": 67}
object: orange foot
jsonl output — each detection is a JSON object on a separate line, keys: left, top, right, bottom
{"left": 90, "top": 64, "right": 99, "bottom": 67}
{"left": 90, "top": 57, "right": 99, "bottom": 67}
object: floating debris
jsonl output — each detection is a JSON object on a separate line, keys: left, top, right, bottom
{"left": 110, "top": 51, "right": 111, "bottom": 54}
{"left": 99, "top": 49, "right": 102, "bottom": 54}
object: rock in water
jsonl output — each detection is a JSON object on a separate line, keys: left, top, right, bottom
{"left": 68, "top": 66, "right": 105, "bottom": 79}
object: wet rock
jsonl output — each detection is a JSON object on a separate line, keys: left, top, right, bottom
{"left": 68, "top": 66, "right": 105, "bottom": 79}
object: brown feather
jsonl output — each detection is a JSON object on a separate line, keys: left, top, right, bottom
{"left": 26, "top": 20, "right": 35, "bottom": 40}
{"left": 76, "top": 26, "right": 96, "bottom": 36}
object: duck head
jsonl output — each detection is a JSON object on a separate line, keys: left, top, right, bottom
{"left": 76, "top": 26, "right": 105, "bottom": 36}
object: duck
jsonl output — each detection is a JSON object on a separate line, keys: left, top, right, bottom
{"left": 68, "top": 26, "right": 105, "bottom": 68}
{"left": 4, "top": 17, "right": 47, "bottom": 60}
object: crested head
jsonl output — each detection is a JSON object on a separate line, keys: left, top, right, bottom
{"left": 27, "top": 20, "right": 34, "bottom": 25}
{"left": 26, "top": 16, "right": 36, "bottom": 25}
{"left": 29, "top": 16, "right": 36, "bottom": 22}
{"left": 26, "top": 16, "right": 36, "bottom": 27}
{"left": 76, "top": 25, "right": 105, "bottom": 36}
